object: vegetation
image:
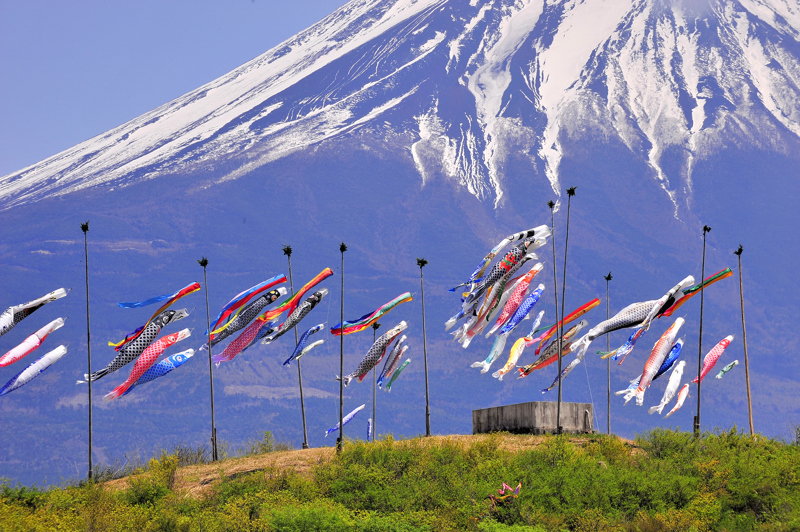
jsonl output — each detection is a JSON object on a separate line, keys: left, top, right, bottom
{"left": 1, "top": 429, "right": 798, "bottom": 531}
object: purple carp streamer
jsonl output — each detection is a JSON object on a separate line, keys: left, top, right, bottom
{"left": 367, "top": 418, "right": 372, "bottom": 441}
{"left": 378, "top": 335, "right": 408, "bottom": 387}
{"left": 340, "top": 321, "right": 407, "bottom": 386}
{"left": 325, "top": 404, "right": 365, "bottom": 437}
{"left": 81, "top": 308, "right": 188, "bottom": 383}
{"left": 262, "top": 289, "right": 327, "bottom": 345}
{"left": 205, "top": 288, "right": 286, "bottom": 349}
{"left": 385, "top": 358, "right": 411, "bottom": 392}
{"left": 123, "top": 349, "right": 194, "bottom": 397}
{"left": 284, "top": 323, "right": 325, "bottom": 366}
{"left": 0, "top": 288, "right": 67, "bottom": 339}
{"left": 0, "top": 345, "right": 67, "bottom": 397}
{"left": 0, "top": 317, "right": 64, "bottom": 367}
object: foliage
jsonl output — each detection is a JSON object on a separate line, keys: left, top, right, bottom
{"left": 1, "top": 429, "right": 798, "bottom": 531}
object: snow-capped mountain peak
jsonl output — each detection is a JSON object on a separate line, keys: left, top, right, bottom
{"left": 2, "top": 0, "right": 799, "bottom": 213}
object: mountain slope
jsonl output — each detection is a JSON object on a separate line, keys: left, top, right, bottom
{"left": 2, "top": 0, "right": 799, "bottom": 212}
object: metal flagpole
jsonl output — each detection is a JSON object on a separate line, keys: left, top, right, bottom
{"left": 694, "top": 225, "right": 710, "bottom": 438}
{"left": 557, "top": 187, "right": 577, "bottom": 434}
{"left": 734, "top": 245, "right": 754, "bottom": 436}
{"left": 371, "top": 322, "right": 381, "bottom": 441}
{"left": 198, "top": 257, "right": 218, "bottom": 460}
{"left": 338, "top": 243, "right": 347, "bottom": 453}
{"left": 81, "top": 222, "right": 93, "bottom": 480}
{"left": 605, "top": 271, "right": 612, "bottom": 435}
{"left": 417, "top": 258, "right": 430, "bottom": 436}
{"left": 284, "top": 246, "right": 309, "bottom": 449}
{"left": 547, "top": 201, "right": 560, "bottom": 435}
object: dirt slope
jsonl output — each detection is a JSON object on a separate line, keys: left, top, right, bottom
{"left": 105, "top": 433, "right": 636, "bottom": 498}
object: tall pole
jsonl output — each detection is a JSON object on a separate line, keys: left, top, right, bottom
{"left": 694, "top": 225, "right": 710, "bottom": 438}
{"left": 604, "top": 271, "right": 612, "bottom": 435}
{"left": 198, "top": 257, "right": 218, "bottom": 460}
{"left": 284, "top": 246, "right": 309, "bottom": 449}
{"left": 735, "top": 246, "right": 754, "bottom": 436}
{"left": 338, "top": 242, "right": 347, "bottom": 453}
{"left": 371, "top": 322, "right": 381, "bottom": 442}
{"left": 417, "top": 258, "right": 431, "bottom": 437}
{"left": 547, "top": 201, "right": 561, "bottom": 435}
{"left": 558, "top": 186, "right": 577, "bottom": 434}
{"left": 81, "top": 222, "right": 93, "bottom": 480}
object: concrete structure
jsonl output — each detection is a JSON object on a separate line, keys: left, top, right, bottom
{"left": 473, "top": 401, "right": 594, "bottom": 435}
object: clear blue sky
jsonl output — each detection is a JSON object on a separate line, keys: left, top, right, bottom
{"left": 0, "top": 0, "right": 347, "bottom": 176}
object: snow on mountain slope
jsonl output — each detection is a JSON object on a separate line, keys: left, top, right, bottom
{"left": 1, "top": 0, "right": 799, "bottom": 210}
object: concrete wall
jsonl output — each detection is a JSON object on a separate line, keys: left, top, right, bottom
{"left": 472, "top": 401, "right": 594, "bottom": 435}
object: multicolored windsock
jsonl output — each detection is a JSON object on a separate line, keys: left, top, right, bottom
{"left": 214, "top": 269, "right": 332, "bottom": 365}
{"left": 122, "top": 349, "right": 194, "bottom": 397}
{"left": 208, "top": 274, "right": 287, "bottom": 339}
{"left": 0, "top": 317, "right": 64, "bottom": 367}
{"left": 0, "top": 288, "right": 67, "bottom": 339}
{"left": 661, "top": 268, "right": 733, "bottom": 317}
{"left": 330, "top": 292, "right": 413, "bottom": 336}
{"left": 110, "top": 282, "right": 199, "bottom": 351}
{"left": 0, "top": 345, "right": 67, "bottom": 397}
{"left": 203, "top": 288, "right": 286, "bottom": 349}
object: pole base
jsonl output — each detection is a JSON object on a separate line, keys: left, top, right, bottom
{"left": 693, "top": 416, "right": 700, "bottom": 437}
{"left": 557, "top": 426, "right": 563, "bottom": 435}
{"left": 302, "top": 442, "right": 309, "bottom": 450}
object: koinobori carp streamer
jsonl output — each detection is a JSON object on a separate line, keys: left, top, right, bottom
{"left": 206, "top": 288, "right": 286, "bottom": 348}
{"left": 84, "top": 308, "right": 188, "bottom": 383}
{"left": 123, "top": 349, "right": 194, "bottom": 397}
{"left": 214, "top": 269, "right": 332, "bottom": 365}
{"left": 340, "top": 321, "right": 407, "bottom": 386}
{"left": 284, "top": 324, "right": 325, "bottom": 366}
{"left": 110, "top": 283, "right": 199, "bottom": 351}
{"left": 262, "top": 289, "right": 327, "bottom": 345}
{"left": 0, "top": 345, "right": 67, "bottom": 397}
{"left": 208, "top": 274, "right": 287, "bottom": 338}
{"left": 0, "top": 288, "right": 67, "bottom": 339}
{"left": 0, "top": 317, "right": 64, "bottom": 367}
{"left": 105, "top": 327, "right": 191, "bottom": 400}
{"left": 325, "top": 404, "right": 365, "bottom": 437}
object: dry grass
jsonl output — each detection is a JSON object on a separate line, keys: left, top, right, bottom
{"left": 103, "top": 433, "right": 638, "bottom": 498}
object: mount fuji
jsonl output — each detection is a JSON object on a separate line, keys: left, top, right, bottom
{"left": 1, "top": 0, "right": 799, "bottom": 486}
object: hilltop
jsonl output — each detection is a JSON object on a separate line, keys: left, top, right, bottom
{"left": 2, "top": 429, "right": 798, "bottom": 531}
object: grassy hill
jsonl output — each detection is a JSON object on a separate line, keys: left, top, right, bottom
{"left": 1, "top": 429, "right": 798, "bottom": 531}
